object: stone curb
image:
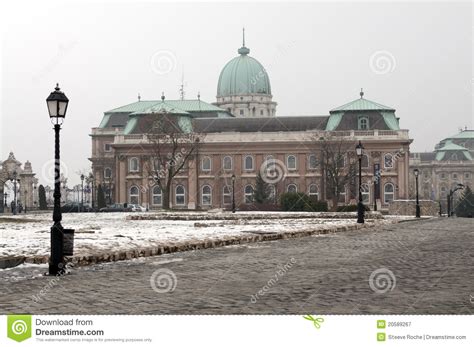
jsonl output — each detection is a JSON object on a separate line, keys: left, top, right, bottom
{"left": 127, "top": 212, "right": 384, "bottom": 221}
{"left": 22, "top": 219, "right": 402, "bottom": 268}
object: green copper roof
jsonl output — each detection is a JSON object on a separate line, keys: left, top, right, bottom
{"left": 436, "top": 140, "right": 469, "bottom": 151}
{"left": 330, "top": 92, "right": 395, "bottom": 112}
{"left": 217, "top": 39, "right": 271, "bottom": 97}
{"left": 446, "top": 129, "right": 474, "bottom": 140}
{"left": 106, "top": 99, "right": 225, "bottom": 114}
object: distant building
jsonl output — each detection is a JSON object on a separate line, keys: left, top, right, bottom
{"left": 410, "top": 129, "right": 474, "bottom": 203}
{"left": 90, "top": 34, "right": 412, "bottom": 210}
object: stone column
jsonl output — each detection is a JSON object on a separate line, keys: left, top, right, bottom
{"left": 187, "top": 155, "right": 197, "bottom": 210}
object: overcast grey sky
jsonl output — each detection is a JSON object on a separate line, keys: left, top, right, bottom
{"left": 1, "top": 1, "right": 472, "bottom": 186}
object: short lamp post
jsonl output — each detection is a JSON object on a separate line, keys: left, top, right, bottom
{"left": 46, "top": 83, "right": 69, "bottom": 276}
{"left": 447, "top": 183, "right": 464, "bottom": 217}
{"left": 231, "top": 174, "right": 236, "bottom": 213}
{"left": 355, "top": 141, "right": 365, "bottom": 224}
{"left": 80, "top": 174, "right": 85, "bottom": 211}
{"left": 414, "top": 168, "right": 421, "bottom": 218}
{"left": 10, "top": 170, "right": 19, "bottom": 215}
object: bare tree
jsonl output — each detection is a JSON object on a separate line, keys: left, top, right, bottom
{"left": 317, "top": 134, "right": 358, "bottom": 211}
{"left": 140, "top": 113, "right": 201, "bottom": 209}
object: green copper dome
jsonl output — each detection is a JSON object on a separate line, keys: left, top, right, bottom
{"left": 217, "top": 40, "right": 271, "bottom": 97}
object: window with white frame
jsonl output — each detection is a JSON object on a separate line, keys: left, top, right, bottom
{"left": 129, "top": 186, "right": 139, "bottom": 204}
{"left": 175, "top": 185, "right": 185, "bottom": 205}
{"left": 308, "top": 154, "right": 318, "bottom": 169}
{"left": 452, "top": 173, "right": 458, "bottom": 180}
{"left": 201, "top": 185, "right": 212, "bottom": 205}
{"left": 287, "top": 155, "right": 297, "bottom": 170}
{"left": 152, "top": 157, "right": 161, "bottom": 172}
{"left": 464, "top": 172, "right": 471, "bottom": 179}
{"left": 308, "top": 184, "right": 319, "bottom": 200}
{"left": 336, "top": 155, "right": 346, "bottom": 168}
{"left": 287, "top": 184, "right": 297, "bottom": 193}
{"left": 129, "top": 157, "right": 139, "bottom": 172}
{"left": 384, "top": 183, "right": 395, "bottom": 204}
{"left": 244, "top": 185, "right": 254, "bottom": 203}
{"left": 244, "top": 155, "right": 254, "bottom": 170}
{"left": 384, "top": 154, "right": 393, "bottom": 169}
{"left": 222, "top": 156, "right": 232, "bottom": 171}
{"left": 358, "top": 116, "right": 369, "bottom": 130}
{"left": 440, "top": 173, "right": 446, "bottom": 179}
{"left": 201, "top": 156, "right": 211, "bottom": 172}
{"left": 104, "top": 167, "right": 112, "bottom": 179}
{"left": 223, "top": 186, "right": 232, "bottom": 205}
{"left": 361, "top": 183, "right": 370, "bottom": 204}
{"left": 152, "top": 186, "right": 162, "bottom": 205}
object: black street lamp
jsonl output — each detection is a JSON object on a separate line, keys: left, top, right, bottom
{"left": 80, "top": 174, "right": 85, "bottom": 211}
{"left": 10, "top": 170, "right": 19, "bottom": 215}
{"left": 24, "top": 189, "right": 27, "bottom": 214}
{"left": 3, "top": 192, "right": 7, "bottom": 211}
{"left": 414, "top": 168, "right": 421, "bottom": 218}
{"left": 46, "top": 83, "right": 69, "bottom": 276}
{"left": 355, "top": 141, "right": 365, "bottom": 223}
{"left": 447, "top": 183, "right": 464, "bottom": 217}
{"left": 89, "top": 173, "right": 95, "bottom": 209}
{"left": 231, "top": 174, "right": 236, "bottom": 213}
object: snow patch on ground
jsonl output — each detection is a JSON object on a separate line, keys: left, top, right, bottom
{"left": 0, "top": 212, "right": 398, "bottom": 259}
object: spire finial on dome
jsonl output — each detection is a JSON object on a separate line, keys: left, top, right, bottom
{"left": 161, "top": 92, "right": 165, "bottom": 101}
{"left": 238, "top": 28, "right": 250, "bottom": 55}
{"left": 360, "top": 88, "right": 364, "bottom": 98}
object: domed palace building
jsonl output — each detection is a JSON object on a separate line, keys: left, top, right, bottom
{"left": 90, "top": 32, "right": 413, "bottom": 211}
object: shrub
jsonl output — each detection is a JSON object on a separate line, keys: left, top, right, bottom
{"left": 280, "top": 192, "right": 328, "bottom": 212}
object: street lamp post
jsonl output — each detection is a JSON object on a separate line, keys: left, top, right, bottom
{"left": 231, "top": 174, "right": 236, "bottom": 213}
{"left": 414, "top": 168, "right": 421, "bottom": 218}
{"left": 46, "top": 83, "right": 69, "bottom": 276}
{"left": 80, "top": 174, "right": 84, "bottom": 211}
{"left": 3, "top": 193, "right": 7, "bottom": 212}
{"left": 10, "top": 171, "right": 19, "bottom": 215}
{"left": 355, "top": 141, "right": 365, "bottom": 224}
{"left": 24, "top": 189, "right": 27, "bottom": 214}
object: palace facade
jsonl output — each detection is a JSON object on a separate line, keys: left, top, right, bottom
{"left": 409, "top": 128, "right": 474, "bottom": 204}
{"left": 90, "top": 36, "right": 413, "bottom": 211}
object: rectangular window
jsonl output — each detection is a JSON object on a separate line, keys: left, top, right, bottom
{"left": 104, "top": 143, "right": 112, "bottom": 152}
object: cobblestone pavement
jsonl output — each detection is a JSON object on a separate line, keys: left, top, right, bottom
{"left": 0, "top": 218, "right": 473, "bottom": 314}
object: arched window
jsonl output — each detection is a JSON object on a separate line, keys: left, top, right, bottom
{"left": 129, "top": 157, "right": 139, "bottom": 172}
{"left": 152, "top": 186, "right": 162, "bottom": 206}
{"left": 384, "top": 154, "right": 393, "bottom": 169}
{"left": 362, "top": 154, "right": 369, "bottom": 168}
{"left": 222, "top": 156, "right": 232, "bottom": 171}
{"left": 201, "top": 185, "right": 212, "bottom": 205}
{"left": 104, "top": 167, "right": 112, "bottom": 179}
{"left": 201, "top": 156, "right": 211, "bottom": 172}
{"left": 384, "top": 183, "right": 395, "bottom": 204}
{"left": 287, "top": 155, "right": 297, "bottom": 170}
{"left": 440, "top": 186, "right": 447, "bottom": 198}
{"left": 287, "top": 184, "right": 297, "bottom": 193}
{"left": 358, "top": 116, "right": 369, "bottom": 130}
{"left": 244, "top": 185, "right": 254, "bottom": 203}
{"left": 175, "top": 185, "right": 185, "bottom": 205}
{"left": 244, "top": 155, "right": 254, "bottom": 170}
{"left": 129, "top": 186, "right": 139, "bottom": 204}
{"left": 223, "top": 186, "right": 232, "bottom": 205}
{"left": 308, "top": 184, "right": 319, "bottom": 200}
{"left": 308, "top": 154, "right": 318, "bottom": 169}
{"left": 361, "top": 183, "right": 370, "bottom": 204}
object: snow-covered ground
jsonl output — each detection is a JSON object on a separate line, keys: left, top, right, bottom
{"left": 0, "top": 212, "right": 402, "bottom": 259}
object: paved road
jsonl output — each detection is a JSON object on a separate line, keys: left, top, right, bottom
{"left": 1, "top": 218, "right": 473, "bottom": 314}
